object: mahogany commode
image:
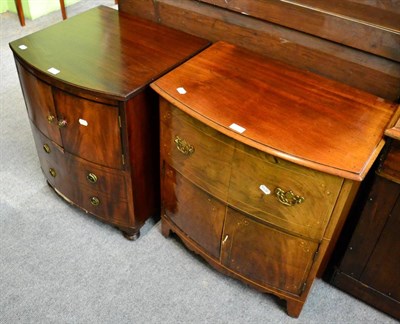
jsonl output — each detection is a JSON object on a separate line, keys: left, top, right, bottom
{"left": 151, "top": 41, "right": 396, "bottom": 317}
{"left": 9, "top": 6, "right": 209, "bottom": 239}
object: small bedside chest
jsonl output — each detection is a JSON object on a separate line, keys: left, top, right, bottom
{"left": 9, "top": 6, "right": 209, "bottom": 240}
{"left": 150, "top": 41, "right": 396, "bottom": 317}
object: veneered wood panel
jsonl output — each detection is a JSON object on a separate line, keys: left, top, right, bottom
{"left": 120, "top": 0, "right": 400, "bottom": 101}
{"left": 123, "top": 90, "right": 161, "bottom": 225}
{"left": 294, "top": 0, "right": 400, "bottom": 28}
{"left": 339, "top": 176, "right": 400, "bottom": 278}
{"left": 160, "top": 99, "right": 235, "bottom": 200}
{"left": 360, "top": 192, "right": 400, "bottom": 301}
{"left": 10, "top": 6, "right": 209, "bottom": 101}
{"left": 379, "top": 140, "right": 400, "bottom": 184}
{"left": 198, "top": 0, "right": 400, "bottom": 61}
{"left": 162, "top": 163, "right": 226, "bottom": 259}
{"left": 53, "top": 89, "right": 123, "bottom": 169}
{"left": 229, "top": 144, "right": 343, "bottom": 240}
{"left": 221, "top": 207, "right": 319, "bottom": 295}
{"left": 16, "top": 60, "right": 62, "bottom": 146}
{"left": 152, "top": 42, "right": 394, "bottom": 180}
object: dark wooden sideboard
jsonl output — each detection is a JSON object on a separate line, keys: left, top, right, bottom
{"left": 9, "top": 6, "right": 209, "bottom": 239}
{"left": 330, "top": 108, "right": 400, "bottom": 320}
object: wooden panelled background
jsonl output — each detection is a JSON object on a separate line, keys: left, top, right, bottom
{"left": 119, "top": 0, "right": 400, "bottom": 102}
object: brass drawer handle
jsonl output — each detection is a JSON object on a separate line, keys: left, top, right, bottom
{"left": 49, "top": 168, "right": 57, "bottom": 177}
{"left": 86, "top": 173, "right": 98, "bottom": 184}
{"left": 57, "top": 119, "right": 67, "bottom": 128}
{"left": 90, "top": 196, "right": 100, "bottom": 206}
{"left": 47, "top": 115, "right": 56, "bottom": 123}
{"left": 275, "top": 187, "right": 305, "bottom": 206}
{"left": 43, "top": 144, "right": 51, "bottom": 153}
{"left": 174, "top": 135, "right": 195, "bottom": 156}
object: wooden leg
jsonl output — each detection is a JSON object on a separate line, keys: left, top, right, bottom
{"left": 286, "top": 299, "right": 304, "bottom": 318}
{"left": 15, "top": 0, "right": 25, "bottom": 26}
{"left": 161, "top": 217, "right": 171, "bottom": 238}
{"left": 122, "top": 229, "right": 140, "bottom": 241}
{"left": 59, "top": 0, "right": 67, "bottom": 20}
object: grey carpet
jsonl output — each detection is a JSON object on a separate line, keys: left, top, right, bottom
{"left": 0, "top": 1, "right": 397, "bottom": 323}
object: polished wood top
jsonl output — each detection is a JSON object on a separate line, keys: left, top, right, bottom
{"left": 9, "top": 6, "right": 209, "bottom": 101}
{"left": 151, "top": 41, "right": 396, "bottom": 181}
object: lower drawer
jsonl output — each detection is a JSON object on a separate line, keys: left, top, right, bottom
{"left": 56, "top": 184, "right": 131, "bottom": 227}
{"left": 31, "top": 123, "right": 131, "bottom": 227}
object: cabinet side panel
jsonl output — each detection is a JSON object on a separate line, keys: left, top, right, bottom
{"left": 125, "top": 90, "right": 160, "bottom": 225}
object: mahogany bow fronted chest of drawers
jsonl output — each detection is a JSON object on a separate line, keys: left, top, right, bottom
{"left": 9, "top": 6, "right": 209, "bottom": 239}
{"left": 151, "top": 42, "right": 396, "bottom": 317}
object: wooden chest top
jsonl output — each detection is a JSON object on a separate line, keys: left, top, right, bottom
{"left": 151, "top": 41, "right": 396, "bottom": 181}
{"left": 9, "top": 6, "right": 209, "bottom": 101}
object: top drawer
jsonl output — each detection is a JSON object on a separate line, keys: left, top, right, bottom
{"left": 160, "top": 100, "right": 235, "bottom": 201}
{"left": 228, "top": 144, "right": 344, "bottom": 240}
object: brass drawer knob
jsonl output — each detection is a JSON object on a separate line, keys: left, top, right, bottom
{"left": 43, "top": 144, "right": 51, "bottom": 153}
{"left": 86, "top": 173, "right": 98, "bottom": 184}
{"left": 174, "top": 135, "right": 195, "bottom": 156}
{"left": 275, "top": 187, "right": 305, "bottom": 206}
{"left": 47, "top": 115, "right": 56, "bottom": 123}
{"left": 57, "top": 119, "right": 67, "bottom": 128}
{"left": 49, "top": 168, "right": 57, "bottom": 177}
{"left": 90, "top": 196, "right": 100, "bottom": 206}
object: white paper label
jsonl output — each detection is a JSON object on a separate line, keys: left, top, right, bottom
{"left": 176, "top": 87, "right": 187, "bottom": 95}
{"left": 47, "top": 67, "right": 60, "bottom": 75}
{"left": 79, "top": 118, "right": 88, "bottom": 126}
{"left": 259, "top": 185, "right": 271, "bottom": 195}
{"left": 18, "top": 45, "right": 28, "bottom": 50}
{"left": 229, "top": 123, "right": 246, "bottom": 134}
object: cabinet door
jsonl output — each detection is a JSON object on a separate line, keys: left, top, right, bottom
{"left": 162, "top": 163, "right": 226, "bottom": 259}
{"left": 221, "top": 208, "right": 319, "bottom": 295}
{"left": 360, "top": 191, "right": 400, "bottom": 301}
{"left": 54, "top": 89, "right": 123, "bottom": 169}
{"left": 16, "top": 61, "right": 62, "bottom": 146}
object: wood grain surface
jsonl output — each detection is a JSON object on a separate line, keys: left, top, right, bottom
{"left": 152, "top": 41, "right": 396, "bottom": 180}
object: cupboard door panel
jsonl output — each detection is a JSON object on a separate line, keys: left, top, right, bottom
{"left": 360, "top": 193, "right": 400, "bottom": 301}
{"left": 162, "top": 163, "right": 226, "bottom": 259}
{"left": 221, "top": 208, "right": 318, "bottom": 295}
{"left": 16, "top": 61, "right": 62, "bottom": 146}
{"left": 54, "top": 89, "right": 123, "bottom": 169}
